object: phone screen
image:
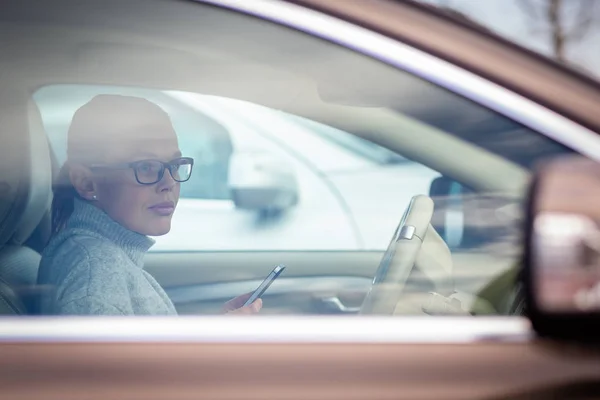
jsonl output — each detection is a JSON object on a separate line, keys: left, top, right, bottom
{"left": 243, "top": 265, "right": 286, "bottom": 307}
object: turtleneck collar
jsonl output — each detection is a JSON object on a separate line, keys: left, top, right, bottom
{"left": 67, "top": 197, "right": 155, "bottom": 267}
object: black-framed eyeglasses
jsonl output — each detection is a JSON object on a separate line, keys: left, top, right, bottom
{"left": 90, "top": 157, "right": 194, "bottom": 185}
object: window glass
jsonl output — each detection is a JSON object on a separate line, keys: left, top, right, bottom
{"left": 415, "top": 0, "right": 600, "bottom": 80}
{"left": 36, "top": 85, "right": 439, "bottom": 252}
{"left": 1, "top": 0, "right": 579, "bottom": 317}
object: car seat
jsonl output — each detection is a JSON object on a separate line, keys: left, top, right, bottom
{"left": 0, "top": 98, "right": 52, "bottom": 314}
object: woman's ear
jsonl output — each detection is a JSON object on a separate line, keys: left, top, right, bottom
{"left": 69, "top": 164, "right": 97, "bottom": 201}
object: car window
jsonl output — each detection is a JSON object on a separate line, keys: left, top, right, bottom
{"left": 0, "top": 0, "right": 582, "bottom": 318}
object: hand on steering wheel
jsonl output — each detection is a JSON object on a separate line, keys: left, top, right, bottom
{"left": 360, "top": 195, "right": 453, "bottom": 315}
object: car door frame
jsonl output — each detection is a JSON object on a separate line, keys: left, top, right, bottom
{"left": 289, "top": 0, "right": 600, "bottom": 135}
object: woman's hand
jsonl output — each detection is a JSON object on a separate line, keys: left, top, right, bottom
{"left": 221, "top": 292, "right": 262, "bottom": 315}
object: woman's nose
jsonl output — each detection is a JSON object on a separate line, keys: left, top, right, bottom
{"left": 157, "top": 169, "right": 177, "bottom": 192}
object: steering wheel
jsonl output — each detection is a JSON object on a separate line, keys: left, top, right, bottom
{"left": 360, "top": 195, "right": 440, "bottom": 315}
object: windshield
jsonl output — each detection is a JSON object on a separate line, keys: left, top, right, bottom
{"left": 279, "top": 112, "right": 409, "bottom": 165}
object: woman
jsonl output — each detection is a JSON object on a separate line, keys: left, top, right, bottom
{"left": 38, "top": 94, "right": 261, "bottom": 315}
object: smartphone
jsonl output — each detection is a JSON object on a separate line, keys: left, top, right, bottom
{"left": 243, "top": 265, "right": 286, "bottom": 307}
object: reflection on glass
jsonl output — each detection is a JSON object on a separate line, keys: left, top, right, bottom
{"left": 414, "top": 0, "right": 600, "bottom": 80}
{"left": 536, "top": 212, "right": 600, "bottom": 312}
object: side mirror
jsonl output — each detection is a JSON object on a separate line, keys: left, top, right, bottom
{"left": 524, "top": 155, "right": 600, "bottom": 342}
{"left": 228, "top": 151, "right": 298, "bottom": 212}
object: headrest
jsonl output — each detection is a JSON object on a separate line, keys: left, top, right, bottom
{"left": 0, "top": 98, "right": 52, "bottom": 248}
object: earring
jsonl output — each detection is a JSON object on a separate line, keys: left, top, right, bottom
{"left": 92, "top": 195, "right": 97, "bottom": 200}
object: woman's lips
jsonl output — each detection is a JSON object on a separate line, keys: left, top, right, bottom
{"left": 149, "top": 202, "right": 175, "bottom": 216}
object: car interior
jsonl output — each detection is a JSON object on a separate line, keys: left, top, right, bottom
{"left": 0, "top": 100, "right": 53, "bottom": 314}
{"left": 0, "top": 0, "right": 562, "bottom": 317}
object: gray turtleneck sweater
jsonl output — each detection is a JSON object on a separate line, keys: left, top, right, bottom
{"left": 38, "top": 198, "right": 177, "bottom": 316}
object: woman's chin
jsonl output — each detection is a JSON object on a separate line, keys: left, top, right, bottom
{"left": 144, "top": 222, "right": 172, "bottom": 237}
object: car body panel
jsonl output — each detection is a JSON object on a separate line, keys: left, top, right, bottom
{"left": 0, "top": 318, "right": 598, "bottom": 400}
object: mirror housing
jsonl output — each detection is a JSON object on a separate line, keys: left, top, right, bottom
{"left": 228, "top": 151, "right": 298, "bottom": 212}
{"left": 524, "top": 155, "right": 600, "bottom": 342}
